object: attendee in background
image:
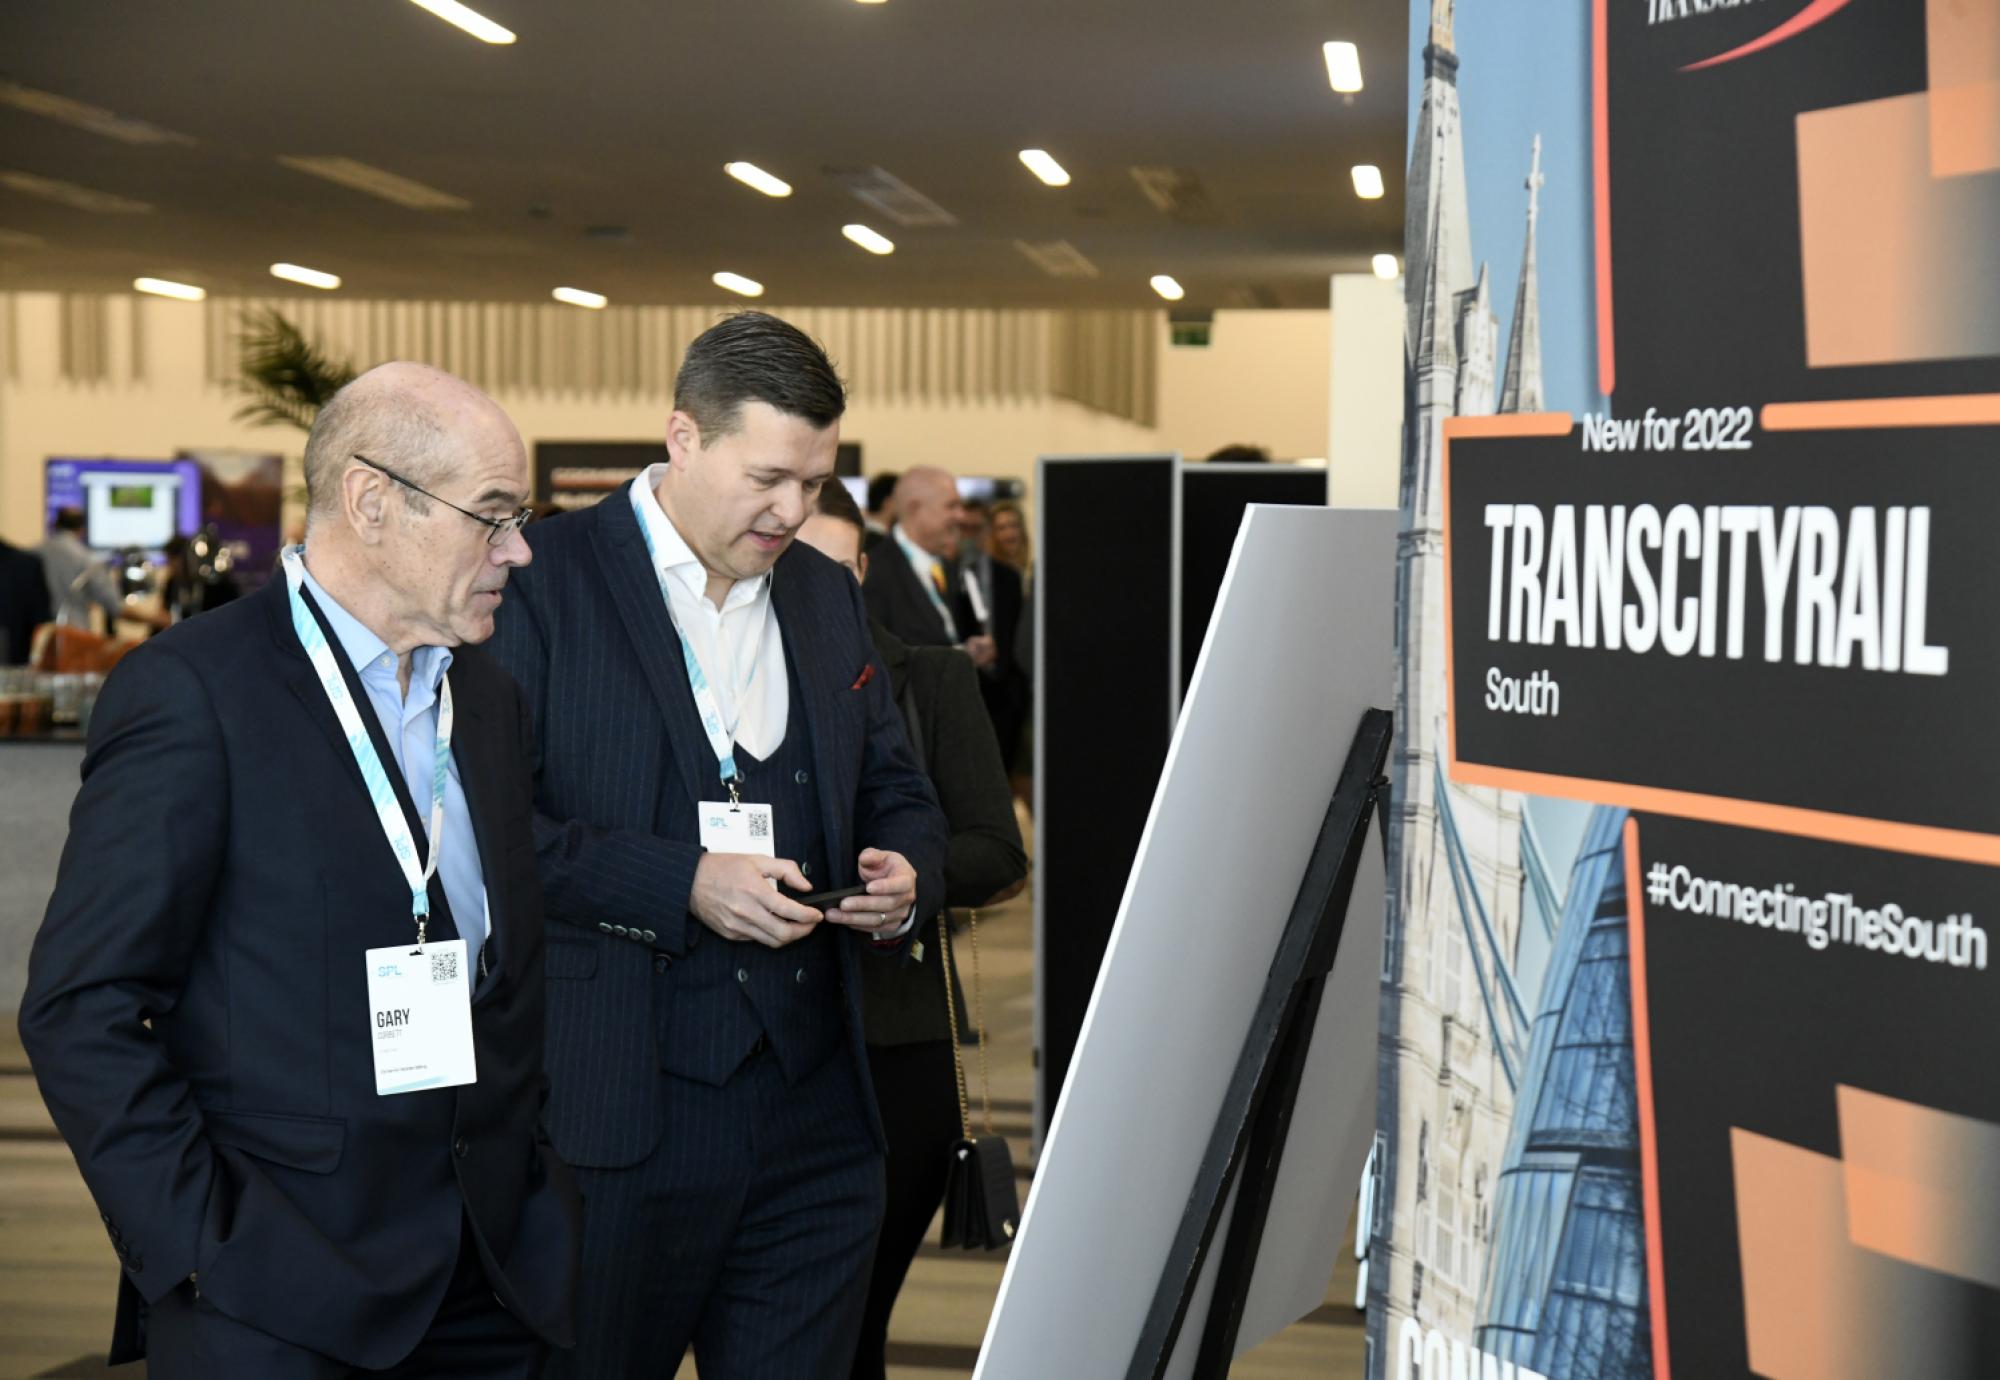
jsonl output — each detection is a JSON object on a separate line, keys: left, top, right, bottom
{"left": 987, "top": 499, "right": 1030, "bottom": 578}
{"left": 0, "top": 535, "right": 53, "bottom": 665}
{"left": 39, "top": 508, "right": 125, "bottom": 632}
{"left": 865, "top": 468, "right": 996, "bottom": 673}
{"left": 863, "top": 471, "right": 900, "bottom": 555}
{"left": 1205, "top": 442, "right": 1272, "bottom": 464}
{"left": 795, "top": 479, "right": 1026, "bottom": 1380}
{"left": 954, "top": 496, "right": 1028, "bottom": 771}
{"left": 488, "top": 311, "right": 947, "bottom": 1380}
{"left": 19, "top": 362, "right": 579, "bottom": 1379}
{"left": 159, "top": 528, "right": 243, "bottom": 625}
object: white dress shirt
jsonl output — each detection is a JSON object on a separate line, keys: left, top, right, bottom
{"left": 631, "top": 466, "right": 788, "bottom": 763}
{"left": 633, "top": 468, "right": 915, "bottom": 937}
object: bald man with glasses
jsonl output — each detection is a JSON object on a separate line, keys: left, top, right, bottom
{"left": 19, "top": 362, "right": 580, "bottom": 1379}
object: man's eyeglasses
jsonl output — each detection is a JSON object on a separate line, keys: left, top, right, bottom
{"left": 354, "top": 454, "right": 532, "bottom": 546}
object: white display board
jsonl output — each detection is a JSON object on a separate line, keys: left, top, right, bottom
{"left": 977, "top": 504, "right": 1398, "bottom": 1377}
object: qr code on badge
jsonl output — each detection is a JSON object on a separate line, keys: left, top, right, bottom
{"left": 430, "top": 950, "right": 460, "bottom": 984}
{"left": 748, "top": 813, "right": 771, "bottom": 840}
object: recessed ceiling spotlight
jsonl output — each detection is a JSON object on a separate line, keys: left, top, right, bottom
{"left": 1372, "top": 253, "right": 1400, "bottom": 280}
{"left": 1351, "top": 164, "right": 1385, "bottom": 199}
{"left": 1149, "top": 275, "right": 1185, "bottom": 302}
{"left": 724, "top": 162, "right": 793, "bottom": 198}
{"left": 408, "top": 0, "right": 516, "bottom": 44}
{"left": 1018, "top": 149, "right": 1071, "bottom": 187}
{"left": 133, "top": 277, "right": 205, "bottom": 302}
{"left": 270, "top": 262, "right": 341, "bottom": 290}
{"left": 552, "top": 286, "right": 608, "bottom": 309}
{"left": 713, "top": 271, "right": 764, "bottom": 298}
{"left": 1323, "top": 42, "right": 1363, "bottom": 94}
{"left": 841, "top": 223, "right": 895, "bottom": 255}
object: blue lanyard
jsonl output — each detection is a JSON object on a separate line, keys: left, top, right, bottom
{"left": 281, "top": 547, "right": 451, "bottom": 944}
{"left": 630, "top": 485, "right": 767, "bottom": 801}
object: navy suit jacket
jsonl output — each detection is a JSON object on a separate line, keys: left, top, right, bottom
{"left": 488, "top": 492, "right": 947, "bottom": 1169}
{"left": 863, "top": 533, "right": 974, "bottom": 650}
{"left": 18, "top": 574, "right": 579, "bottom": 1369}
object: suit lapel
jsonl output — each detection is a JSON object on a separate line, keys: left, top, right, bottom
{"left": 266, "top": 578, "right": 357, "bottom": 773}
{"left": 592, "top": 492, "right": 710, "bottom": 810}
{"left": 892, "top": 541, "right": 952, "bottom": 643}
{"left": 771, "top": 557, "right": 853, "bottom": 878}
{"left": 267, "top": 576, "right": 458, "bottom": 938}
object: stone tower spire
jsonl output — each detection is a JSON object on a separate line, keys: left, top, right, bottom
{"left": 1499, "top": 134, "right": 1546, "bottom": 415}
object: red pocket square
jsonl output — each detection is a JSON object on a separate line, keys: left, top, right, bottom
{"left": 850, "top": 664, "right": 875, "bottom": 691}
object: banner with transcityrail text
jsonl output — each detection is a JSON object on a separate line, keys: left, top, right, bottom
{"left": 1368, "top": 2, "right": 2000, "bottom": 1377}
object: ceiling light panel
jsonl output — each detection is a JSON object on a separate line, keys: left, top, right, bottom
{"left": 552, "top": 286, "right": 607, "bottom": 308}
{"left": 1150, "top": 275, "right": 1185, "bottom": 302}
{"left": 1018, "top": 149, "right": 1070, "bottom": 187}
{"left": 408, "top": 0, "right": 517, "bottom": 44}
{"left": 713, "top": 271, "right": 764, "bottom": 298}
{"left": 1372, "top": 253, "right": 1400, "bottom": 280}
{"left": 0, "top": 170, "right": 152, "bottom": 213}
{"left": 277, "top": 156, "right": 472, "bottom": 210}
{"left": 270, "top": 262, "right": 341, "bottom": 290}
{"left": 1013, "top": 239, "right": 1099, "bottom": 279}
{"left": 0, "top": 81, "right": 196, "bottom": 146}
{"left": 1351, "top": 164, "right": 1385, "bottom": 199}
{"left": 134, "top": 277, "right": 204, "bottom": 301}
{"left": 828, "top": 167, "right": 958, "bottom": 227}
{"left": 1323, "top": 42, "right": 1363, "bottom": 94}
{"left": 724, "top": 162, "right": 793, "bottom": 198}
{"left": 842, "top": 224, "right": 895, "bottom": 255}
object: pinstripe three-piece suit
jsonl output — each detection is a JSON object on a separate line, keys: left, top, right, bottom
{"left": 489, "top": 489, "right": 947, "bottom": 1378}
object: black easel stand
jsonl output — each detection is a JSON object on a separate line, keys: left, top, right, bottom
{"left": 1126, "top": 707, "right": 1394, "bottom": 1380}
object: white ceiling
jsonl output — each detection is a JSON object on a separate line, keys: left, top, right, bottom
{"left": 0, "top": 0, "right": 1405, "bottom": 309}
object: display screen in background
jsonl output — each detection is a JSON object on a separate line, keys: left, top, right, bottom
{"left": 84, "top": 473, "right": 181, "bottom": 549}
{"left": 839, "top": 475, "right": 868, "bottom": 509}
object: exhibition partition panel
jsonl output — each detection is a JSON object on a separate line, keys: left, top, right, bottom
{"left": 1176, "top": 464, "right": 1329, "bottom": 696}
{"left": 1033, "top": 455, "right": 1178, "bottom": 1143}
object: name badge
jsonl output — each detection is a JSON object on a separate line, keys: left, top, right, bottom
{"left": 699, "top": 801, "right": 776, "bottom": 857}
{"left": 364, "top": 941, "right": 477, "bottom": 1096}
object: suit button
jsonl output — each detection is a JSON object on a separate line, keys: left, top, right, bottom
{"left": 794, "top": 769, "right": 810, "bottom": 785}
{"left": 736, "top": 968, "right": 749, "bottom": 984}
{"left": 612, "top": 925, "right": 629, "bottom": 938}
{"left": 653, "top": 954, "right": 671, "bottom": 974}
{"left": 642, "top": 929, "right": 657, "bottom": 943}
{"left": 794, "top": 969, "right": 806, "bottom": 984}
{"left": 800, "top": 861, "right": 812, "bottom": 877}
{"left": 454, "top": 1136, "right": 470, "bottom": 1159}
{"left": 597, "top": 922, "right": 612, "bottom": 934}
{"left": 127, "top": 1253, "right": 144, "bottom": 1273}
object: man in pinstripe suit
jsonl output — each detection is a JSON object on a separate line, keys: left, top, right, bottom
{"left": 490, "top": 312, "right": 947, "bottom": 1378}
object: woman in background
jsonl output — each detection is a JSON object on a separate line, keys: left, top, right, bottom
{"left": 798, "top": 479, "right": 1027, "bottom": 1380}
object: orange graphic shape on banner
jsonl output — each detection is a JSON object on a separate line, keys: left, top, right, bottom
{"left": 1797, "top": 0, "right": 2000, "bottom": 369}
{"left": 1838, "top": 1085, "right": 2000, "bottom": 1290}
{"left": 1621, "top": 818, "right": 1672, "bottom": 1380}
{"left": 1927, "top": 0, "right": 2000, "bottom": 178}
{"left": 1732, "top": 1127, "right": 1974, "bottom": 1379}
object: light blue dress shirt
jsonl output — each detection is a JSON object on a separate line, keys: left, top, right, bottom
{"left": 299, "top": 566, "right": 488, "bottom": 977}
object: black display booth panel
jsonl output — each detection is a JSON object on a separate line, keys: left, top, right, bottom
{"left": 1177, "top": 464, "right": 1329, "bottom": 695}
{"left": 533, "top": 440, "right": 659, "bottom": 510}
{"left": 1035, "top": 456, "right": 1179, "bottom": 1140}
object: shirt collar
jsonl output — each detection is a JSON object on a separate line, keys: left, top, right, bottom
{"left": 631, "top": 465, "right": 768, "bottom": 613}
{"left": 296, "top": 559, "right": 451, "bottom": 695}
{"left": 892, "top": 523, "right": 942, "bottom": 574}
